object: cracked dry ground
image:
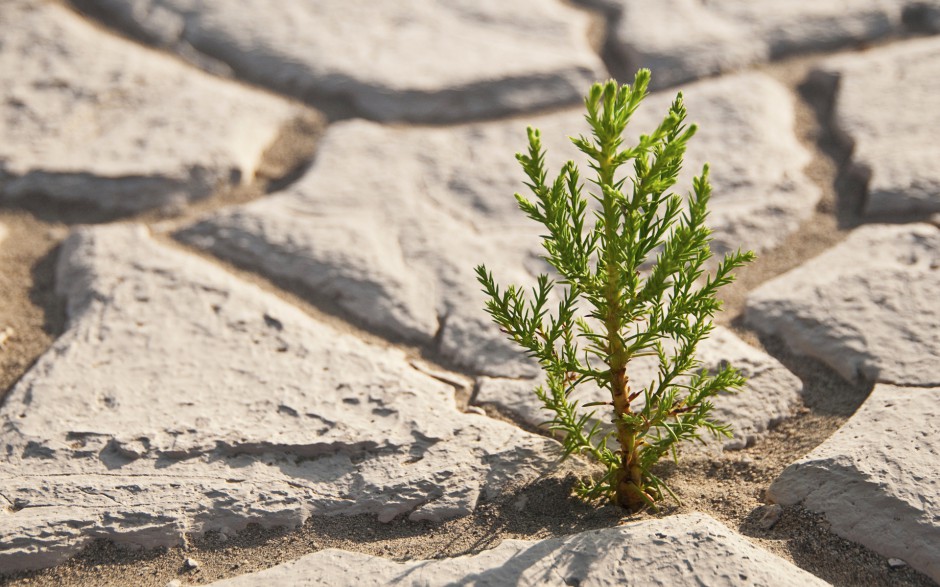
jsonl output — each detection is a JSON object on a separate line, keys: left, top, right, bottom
{"left": 1, "top": 1, "right": 939, "bottom": 586}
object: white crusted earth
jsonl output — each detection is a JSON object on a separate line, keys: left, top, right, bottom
{"left": 769, "top": 384, "right": 940, "bottom": 583}
{"left": 179, "top": 72, "right": 818, "bottom": 379}
{"left": 206, "top": 513, "right": 829, "bottom": 587}
{"left": 746, "top": 223, "right": 940, "bottom": 386}
{"left": 2, "top": 1, "right": 939, "bottom": 584}
{"left": 586, "top": 0, "right": 935, "bottom": 88}
{"left": 813, "top": 37, "right": 940, "bottom": 216}
{"left": 476, "top": 326, "right": 803, "bottom": 452}
{"left": 0, "top": 0, "right": 302, "bottom": 213}
{"left": 0, "top": 224, "right": 563, "bottom": 572}
{"left": 70, "top": 0, "right": 606, "bottom": 122}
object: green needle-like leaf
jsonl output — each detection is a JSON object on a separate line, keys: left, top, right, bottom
{"left": 476, "top": 71, "right": 754, "bottom": 511}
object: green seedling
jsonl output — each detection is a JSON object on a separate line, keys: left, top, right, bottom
{"left": 476, "top": 70, "right": 754, "bottom": 511}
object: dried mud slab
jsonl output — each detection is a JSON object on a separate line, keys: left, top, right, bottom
{"left": 769, "top": 384, "right": 940, "bottom": 583}
{"left": 585, "top": 0, "right": 938, "bottom": 88}
{"left": 0, "top": 0, "right": 305, "bottom": 214}
{"left": 746, "top": 223, "right": 940, "bottom": 386}
{"left": 179, "top": 72, "right": 820, "bottom": 378}
{"left": 0, "top": 225, "right": 564, "bottom": 572}
{"left": 71, "top": 0, "right": 605, "bottom": 123}
{"left": 476, "top": 326, "right": 803, "bottom": 453}
{"left": 813, "top": 37, "right": 940, "bottom": 217}
{"left": 206, "top": 513, "right": 828, "bottom": 586}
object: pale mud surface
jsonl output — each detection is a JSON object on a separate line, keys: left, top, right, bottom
{"left": 1, "top": 4, "right": 937, "bottom": 587}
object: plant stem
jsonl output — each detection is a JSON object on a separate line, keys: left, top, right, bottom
{"left": 596, "top": 132, "right": 645, "bottom": 511}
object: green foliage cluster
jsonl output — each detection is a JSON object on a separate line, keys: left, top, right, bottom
{"left": 476, "top": 70, "right": 754, "bottom": 511}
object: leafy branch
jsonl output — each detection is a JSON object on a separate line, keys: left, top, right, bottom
{"left": 476, "top": 70, "right": 754, "bottom": 511}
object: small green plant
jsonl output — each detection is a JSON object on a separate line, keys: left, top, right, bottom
{"left": 475, "top": 70, "right": 754, "bottom": 512}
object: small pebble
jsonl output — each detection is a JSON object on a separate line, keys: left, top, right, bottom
{"left": 0, "top": 327, "right": 14, "bottom": 349}
{"left": 184, "top": 557, "right": 201, "bottom": 570}
{"left": 888, "top": 558, "right": 907, "bottom": 568}
{"left": 757, "top": 504, "right": 783, "bottom": 530}
{"left": 465, "top": 406, "right": 486, "bottom": 416}
{"left": 166, "top": 580, "right": 183, "bottom": 587}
